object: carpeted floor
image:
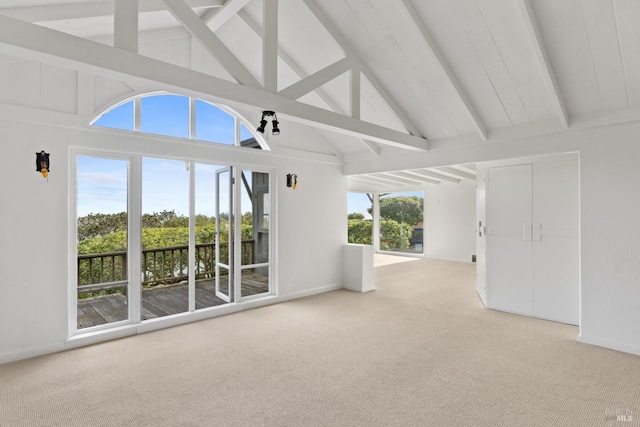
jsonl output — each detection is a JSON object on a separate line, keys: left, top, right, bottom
{"left": 1, "top": 258, "right": 639, "bottom": 426}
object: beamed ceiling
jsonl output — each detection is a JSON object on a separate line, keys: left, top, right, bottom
{"left": 0, "top": 0, "right": 638, "bottom": 191}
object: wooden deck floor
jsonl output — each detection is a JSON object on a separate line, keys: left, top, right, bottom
{"left": 77, "top": 273, "right": 269, "bottom": 329}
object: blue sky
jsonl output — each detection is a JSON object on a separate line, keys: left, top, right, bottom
{"left": 78, "top": 95, "right": 255, "bottom": 218}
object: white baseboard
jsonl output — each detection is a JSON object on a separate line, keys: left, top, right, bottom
{"left": 577, "top": 334, "right": 640, "bottom": 357}
{"left": 0, "top": 282, "right": 345, "bottom": 366}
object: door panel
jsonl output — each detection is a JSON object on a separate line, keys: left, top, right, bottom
{"left": 487, "top": 164, "right": 533, "bottom": 314}
{"left": 532, "top": 160, "right": 579, "bottom": 325}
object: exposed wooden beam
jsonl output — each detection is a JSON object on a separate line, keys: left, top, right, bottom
{"left": 263, "top": 0, "right": 278, "bottom": 92}
{"left": 303, "top": 0, "right": 423, "bottom": 138}
{"left": 435, "top": 167, "right": 476, "bottom": 181}
{"left": 399, "top": 0, "right": 487, "bottom": 141}
{"left": 162, "top": 0, "right": 261, "bottom": 88}
{"left": 202, "top": 0, "right": 252, "bottom": 28}
{"left": 278, "top": 57, "right": 351, "bottom": 100}
{"left": 0, "top": 0, "right": 222, "bottom": 23}
{"left": 517, "top": 0, "right": 569, "bottom": 128}
{"left": 114, "top": 0, "right": 139, "bottom": 53}
{"left": 406, "top": 169, "right": 460, "bottom": 184}
{"left": 0, "top": 14, "right": 429, "bottom": 151}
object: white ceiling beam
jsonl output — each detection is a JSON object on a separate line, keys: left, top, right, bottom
{"left": 361, "top": 140, "right": 381, "bottom": 157}
{"left": 517, "top": 0, "right": 569, "bottom": 128}
{"left": 114, "top": 0, "right": 139, "bottom": 53}
{"left": 0, "top": 14, "right": 428, "bottom": 151}
{"left": 278, "top": 57, "right": 351, "bottom": 100}
{"left": 406, "top": 169, "right": 459, "bottom": 184}
{"left": 435, "top": 167, "right": 476, "bottom": 181}
{"left": 351, "top": 67, "right": 361, "bottom": 119}
{"left": 202, "top": 0, "right": 252, "bottom": 28}
{"left": 162, "top": 0, "right": 261, "bottom": 88}
{"left": 238, "top": 9, "right": 382, "bottom": 154}
{"left": 263, "top": 0, "right": 278, "bottom": 92}
{"left": 399, "top": 0, "right": 487, "bottom": 141}
{"left": 352, "top": 175, "right": 409, "bottom": 187}
{"left": 372, "top": 173, "right": 422, "bottom": 186}
{"left": 388, "top": 171, "right": 439, "bottom": 185}
{"left": 0, "top": 0, "right": 222, "bottom": 23}
{"left": 302, "top": 0, "right": 423, "bottom": 138}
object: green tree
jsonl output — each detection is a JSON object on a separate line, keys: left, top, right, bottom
{"left": 379, "top": 219, "right": 413, "bottom": 251}
{"left": 348, "top": 212, "right": 365, "bottom": 220}
{"left": 347, "top": 219, "right": 372, "bottom": 244}
{"left": 368, "top": 196, "right": 423, "bottom": 226}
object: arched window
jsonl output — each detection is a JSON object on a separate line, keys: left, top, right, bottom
{"left": 91, "top": 93, "right": 268, "bottom": 149}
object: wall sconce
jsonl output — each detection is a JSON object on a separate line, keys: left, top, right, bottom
{"left": 36, "top": 151, "right": 50, "bottom": 180}
{"left": 257, "top": 110, "right": 280, "bottom": 135}
{"left": 286, "top": 173, "right": 297, "bottom": 190}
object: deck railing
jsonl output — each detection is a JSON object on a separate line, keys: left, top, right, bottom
{"left": 77, "top": 240, "right": 255, "bottom": 295}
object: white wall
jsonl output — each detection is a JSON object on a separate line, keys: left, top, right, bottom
{"left": 0, "top": 115, "right": 346, "bottom": 363}
{"left": 423, "top": 180, "right": 476, "bottom": 263}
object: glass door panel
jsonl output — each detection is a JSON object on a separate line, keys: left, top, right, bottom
{"left": 76, "top": 156, "right": 129, "bottom": 329}
{"left": 215, "top": 167, "right": 233, "bottom": 302}
{"left": 239, "top": 170, "right": 270, "bottom": 298}
{"left": 141, "top": 158, "right": 190, "bottom": 320}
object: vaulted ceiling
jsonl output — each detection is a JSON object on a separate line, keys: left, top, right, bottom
{"left": 0, "top": 0, "right": 638, "bottom": 191}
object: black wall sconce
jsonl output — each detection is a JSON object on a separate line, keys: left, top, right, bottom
{"left": 36, "top": 151, "right": 50, "bottom": 180}
{"left": 286, "top": 173, "right": 297, "bottom": 190}
{"left": 257, "top": 110, "right": 280, "bottom": 135}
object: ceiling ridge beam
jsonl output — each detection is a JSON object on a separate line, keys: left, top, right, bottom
{"left": 517, "top": 0, "right": 569, "bottom": 128}
{"left": 162, "top": 0, "right": 261, "bottom": 88}
{"left": 1, "top": 0, "right": 222, "bottom": 23}
{"left": 201, "top": 0, "right": 252, "bottom": 29}
{"left": 302, "top": 0, "right": 423, "bottom": 138}
{"left": 0, "top": 13, "right": 429, "bottom": 151}
{"left": 279, "top": 57, "right": 352, "bottom": 100}
{"left": 400, "top": 0, "right": 487, "bottom": 141}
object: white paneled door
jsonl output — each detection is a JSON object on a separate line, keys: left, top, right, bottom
{"left": 486, "top": 160, "right": 579, "bottom": 325}
{"left": 487, "top": 164, "right": 533, "bottom": 316}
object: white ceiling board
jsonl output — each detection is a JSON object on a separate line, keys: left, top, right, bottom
{"left": 359, "top": 74, "right": 407, "bottom": 134}
{"left": 476, "top": 0, "right": 554, "bottom": 123}
{"left": 206, "top": 14, "right": 262, "bottom": 86}
{"left": 614, "top": 0, "right": 640, "bottom": 106}
{"left": 580, "top": 0, "right": 628, "bottom": 110}
{"left": 531, "top": 0, "right": 603, "bottom": 116}
{"left": 450, "top": 0, "right": 530, "bottom": 126}
{"left": 335, "top": 0, "right": 461, "bottom": 139}
{"left": 409, "top": 0, "right": 511, "bottom": 131}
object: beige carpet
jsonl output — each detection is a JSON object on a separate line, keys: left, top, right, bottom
{"left": 1, "top": 258, "right": 640, "bottom": 426}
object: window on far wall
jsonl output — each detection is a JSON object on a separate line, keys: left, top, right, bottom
{"left": 347, "top": 192, "right": 373, "bottom": 245}
{"left": 379, "top": 191, "right": 424, "bottom": 253}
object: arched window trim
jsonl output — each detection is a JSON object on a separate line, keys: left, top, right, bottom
{"left": 90, "top": 91, "right": 270, "bottom": 151}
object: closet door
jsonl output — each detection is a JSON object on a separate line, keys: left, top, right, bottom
{"left": 487, "top": 164, "right": 533, "bottom": 315}
{"left": 532, "top": 160, "right": 579, "bottom": 324}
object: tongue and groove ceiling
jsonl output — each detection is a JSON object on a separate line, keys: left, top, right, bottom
{"left": 0, "top": 0, "right": 638, "bottom": 190}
